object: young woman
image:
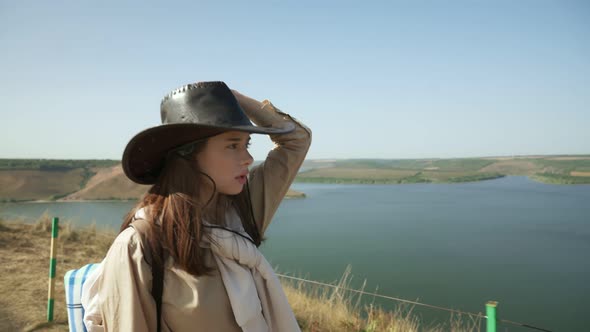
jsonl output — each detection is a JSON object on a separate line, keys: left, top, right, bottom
{"left": 91, "top": 81, "right": 311, "bottom": 331}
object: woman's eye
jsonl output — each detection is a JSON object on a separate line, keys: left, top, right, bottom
{"left": 227, "top": 141, "right": 250, "bottom": 150}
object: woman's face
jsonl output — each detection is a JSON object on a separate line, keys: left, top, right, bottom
{"left": 197, "top": 131, "right": 254, "bottom": 195}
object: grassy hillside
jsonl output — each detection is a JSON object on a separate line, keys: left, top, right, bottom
{"left": 296, "top": 156, "right": 590, "bottom": 184}
{"left": 478, "top": 160, "right": 540, "bottom": 175}
{"left": 0, "top": 159, "right": 120, "bottom": 170}
{"left": 295, "top": 168, "right": 418, "bottom": 183}
{"left": 0, "top": 159, "right": 121, "bottom": 202}
{"left": 0, "top": 169, "right": 85, "bottom": 202}
{"left": 0, "top": 217, "right": 479, "bottom": 331}
{"left": 531, "top": 157, "right": 590, "bottom": 173}
{"left": 295, "top": 166, "right": 505, "bottom": 184}
{"left": 61, "top": 165, "right": 149, "bottom": 201}
{"left": 327, "top": 158, "right": 495, "bottom": 172}
{"left": 0, "top": 163, "right": 305, "bottom": 202}
{"left": 0, "top": 156, "right": 588, "bottom": 202}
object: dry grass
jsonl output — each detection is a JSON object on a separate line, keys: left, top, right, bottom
{"left": 478, "top": 160, "right": 540, "bottom": 175}
{"left": 281, "top": 266, "right": 482, "bottom": 332}
{"left": 0, "top": 214, "right": 115, "bottom": 331}
{"left": 548, "top": 156, "right": 590, "bottom": 160}
{"left": 60, "top": 166, "right": 148, "bottom": 201}
{"left": 570, "top": 171, "right": 590, "bottom": 177}
{"left": 0, "top": 169, "right": 85, "bottom": 201}
{"left": 300, "top": 168, "right": 417, "bottom": 180}
{"left": 1, "top": 217, "right": 480, "bottom": 332}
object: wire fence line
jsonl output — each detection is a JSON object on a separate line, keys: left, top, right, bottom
{"left": 276, "top": 273, "right": 553, "bottom": 332}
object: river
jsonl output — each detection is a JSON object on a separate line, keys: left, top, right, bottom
{"left": 2, "top": 176, "right": 588, "bottom": 331}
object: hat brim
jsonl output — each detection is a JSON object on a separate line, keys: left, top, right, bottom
{"left": 122, "top": 122, "right": 295, "bottom": 185}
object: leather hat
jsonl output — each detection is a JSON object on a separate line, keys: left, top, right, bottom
{"left": 122, "top": 81, "right": 295, "bottom": 184}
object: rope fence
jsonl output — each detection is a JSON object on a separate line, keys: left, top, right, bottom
{"left": 44, "top": 214, "right": 553, "bottom": 332}
{"left": 277, "top": 273, "right": 552, "bottom": 332}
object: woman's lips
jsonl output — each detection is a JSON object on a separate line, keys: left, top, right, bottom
{"left": 236, "top": 175, "right": 247, "bottom": 184}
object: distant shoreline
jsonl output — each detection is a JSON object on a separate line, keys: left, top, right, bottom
{"left": 26, "top": 199, "right": 136, "bottom": 204}
{"left": 295, "top": 173, "right": 506, "bottom": 185}
{"left": 2, "top": 156, "right": 589, "bottom": 202}
{"left": 293, "top": 175, "right": 590, "bottom": 185}
{"left": 2, "top": 175, "right": 589, "bottom": 204}
{"left": 3, "top": 189, "right": 307, "bottom": 204}
{"left": 2, "top": 176, "right": 588, "bottom": 204}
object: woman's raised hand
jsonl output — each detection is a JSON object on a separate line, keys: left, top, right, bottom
{"left": 231, "top": 89, "right": 263, "bottom": 112}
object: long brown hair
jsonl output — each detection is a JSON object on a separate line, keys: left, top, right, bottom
{"left": 120, "top": 140, "right": 261, "bottom": 276}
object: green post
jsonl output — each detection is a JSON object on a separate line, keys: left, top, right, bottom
{"left": 47, "top": 217, "right": 59, "bottom": 322}
{"left": 486, "top": 301, "right": 498, "bottom": 332}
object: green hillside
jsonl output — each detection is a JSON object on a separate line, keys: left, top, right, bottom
{"left": 296, "top": 156, "right": 590, "bottom": 184}
{"left": 0, "top": 155, "right": 588, "bottom": 202}
{"left": 0, "top": 159, "right": 119, "bottom": 170}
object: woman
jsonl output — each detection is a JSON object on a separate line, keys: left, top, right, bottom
{"left": 94, "top": 81, "right": 311, "bottom": 331}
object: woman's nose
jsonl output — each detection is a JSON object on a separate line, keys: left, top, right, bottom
{"left": 242, "top": 150, "right": 254, "bottom": 166}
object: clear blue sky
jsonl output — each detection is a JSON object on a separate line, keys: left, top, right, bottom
{"left": 1, "top": 1, "right": 588, "bottom": 161}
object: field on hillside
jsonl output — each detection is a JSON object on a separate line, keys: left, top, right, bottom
{"left": 1, "top": 156, "right": 588, "bottom": 202}
{"left": 296, "top": 156, "right": 590, "bottom": 184}
{"left": 0, "top": 169, "right": 85, "bottom": 202}
{"left": 61, "top": 166, "right": 149, "bottom": 201}
{"left": 0, "top": 159, "right": 119, "bottom": 170}
{"left": 0, "top": 160, "right": 127, "bottom": 202}
{"left": 295, "top": 168, "right": 418, "bottom": 182}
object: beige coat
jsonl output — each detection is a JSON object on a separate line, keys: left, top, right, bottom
{"left": 97, "top": 100, "right": 311, "bottom": 331}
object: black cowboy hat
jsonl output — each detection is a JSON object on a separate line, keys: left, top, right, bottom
{"left": 122, "top": 81, "right": 295, "bottom": 184}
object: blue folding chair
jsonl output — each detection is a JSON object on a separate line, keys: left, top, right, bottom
{"left": 64, "top": 263, "right": 100, "bottom": 332}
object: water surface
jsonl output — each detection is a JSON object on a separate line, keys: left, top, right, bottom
{"left": 2, "top": 176, "right": 588, "bottom": 330}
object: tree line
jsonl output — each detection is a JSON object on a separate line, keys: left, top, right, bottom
{"left": 0, "top": 159, "right": 120, "bottom": 170}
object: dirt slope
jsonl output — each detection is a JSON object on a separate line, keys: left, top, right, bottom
{"left": 62, "top": 165, "right": 303, "bottom": 200}
{"left": 61, "top": 166, "right": 148, "bottom": 201}
{"left": 0, "top": 169, "right": 84, "bottom": 201}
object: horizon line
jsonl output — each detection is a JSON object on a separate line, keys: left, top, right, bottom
{"left": 1, "top": 153, "right": 589, "bottom": 162}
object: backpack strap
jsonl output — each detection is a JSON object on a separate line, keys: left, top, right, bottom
{"left": 130, "top": 218, "right": 164, "bottom": 332}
